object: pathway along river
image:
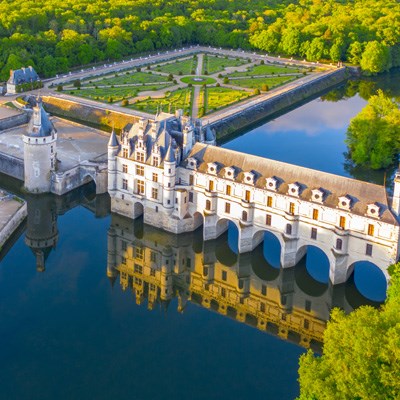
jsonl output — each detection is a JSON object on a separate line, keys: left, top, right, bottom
{"left": 0, "top": 69, "right": 399, "bottom": 400}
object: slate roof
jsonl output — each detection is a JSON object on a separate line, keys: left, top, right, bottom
{"left": 187, "top": 143, "right": 398, "bottom": 225}
{"left": 26, "top": 99, "right": 55, "bottom": 138}
{"left": 8, "top": 66, "right": 39, "bottom": 85}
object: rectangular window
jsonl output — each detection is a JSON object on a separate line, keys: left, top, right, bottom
{"left": 123, "top": 148, "right": 128, "bottom": 158}
{"left": 136, "top": 165, "right": 144, "bottom": 176}
{"left": 122, "top": 179, "right": 128, "bottom": 190}
{"left": 312, "top": 209, "right": 319, "bottom": 220}
{"left": 187, "top": 258, "right": 191, "bottom": 269}
{"left": 209, "top": 180, "right": 214, "bottom": 191}
{"left": 150, "top": 268, "right": 156, "bottom": 277}
{"left": 245, "top": 190, "right": 250, "bottom": 202}
{"left": 137, "top": 180, "right": 145, "bottom": 194}
{"left": 225, "top": 202, "right": 231, "bottom": 214}
{"left": 260, "top": 303, "right": 266, "bottom": 312}
{"left": 203, "top": 266, "right": 208, "bottom": 276}
{"left": 266, "top": 214, "right": 272, "bottom": 226}
{"left": 122, "top": 164, "right": 128, "bottom": 173}
{"left": 151, "top": 188, "right": 158, "bottom": 200}
{"left": 121, "top": 240, "right": 127, "bottom": 251}
{"left": 134, "top": 263, "right": 143, "bottom": 274}
{"left": 304, "top": 319, "right": 310, "bottom": 329}
{"left": 150, "top": 251, "right": 156, "bottom": 263}
{"left": 189, "top": 192, "right": 193, "bottom": 203}
{"left": 152, "top": 173, "right": 158, "bottom": 182}
{"left": 221, "top": 287, "right": 226, "bottom": 298}
{"left": 267, "top": 196, "right": 272, "bottom": 207}
{"left": 336, "top": 238, "right": 343, "bottom": 250}
{"left": 153, "top": 157, "right": 159, "bottom": 167}
{"left": 135, "top": 248, "right": 144, "bottom": 260}
{"left": 226, "top": 185, "right": 231, "bottom": 196}
{"left": 311, "top": 227, "right": 317, "bottom": 239}
{"left": 261, "top": 285, "right": 267, "bottom": 296}
{"left": 222, "top": 270, "right": 227, "bottom": 281}
{"left": 136, "top": 152, "right": 144, "bottom": 162}
{"left": 366, "top": 243, "right": 373, "bottom": 256}
{"left": 189, "top": 175, "right": 194, "bottom": 185}
{"left": 368, "top": 224, "right": 375, "bottom": 236}
{"left": 286, "top": 224, "right": 292, "bottom": 235}
{"left": 305, "top": 300, "right": 311, "bottom": 312}
{"left": 206, "top": 200, "right": 211, "bottom": 210}
{"left": 339, "top": 216, "right": 346, "bottom": 229}
{"left": 289, "top": 202, "right": 295, "bottom": 214}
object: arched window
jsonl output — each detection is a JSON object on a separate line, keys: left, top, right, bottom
{"left": 336, "top": 238, "right": 343, "bottom": 250}
{"left": 242, "top": 211, "right": 248, "bottom": 221}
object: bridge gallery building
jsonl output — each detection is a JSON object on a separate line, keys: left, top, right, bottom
{"left": 108, "top": 113, "right": 400, "bottom": 285}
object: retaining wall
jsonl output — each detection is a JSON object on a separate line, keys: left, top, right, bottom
{"left": 0, "top": 201, "right": 27, "bottom": 248}
{"left": 0, "top": 113, "right": 29, "bottom": 131}
{"left": 209, "top": 68, "right": 349, "bottom": 138}
{"left": 0, "top": 153, "right": 24, "bottom": 180}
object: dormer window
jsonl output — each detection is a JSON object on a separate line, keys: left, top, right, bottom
{"left": 367, "top": 203, "right": 380, "bottom": 218}
{"left": 312, "top": 189, "right": 325, "bottom": 204}
{"left": 266, "top": 177, "right": 278, "bottom": 192}
{"left": 225, "top": 167, "right": 235, "bottom": 180}
{"left": 288, "top": 183, "right": 300, "bottom": 197}
{"left": 207, "top": 162, "right": 218, "bottom": 175}
{"left": 338, "top": 195, "right": 351, "bottom": 210}
{"left": 152, "top": 156, "right": 159, "bottom": 167}
{"left": 187, "top": 157, "right": 197, "bottom": 170}
{"left": 136, "top": 151, "right": 145, "bottom": 163}
{"left": 243, "top": 172, "right": 255, "bottom": 185}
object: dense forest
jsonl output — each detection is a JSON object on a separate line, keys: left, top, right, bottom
{"left": 0, "top": 0, "right": 399, "bottom": 80}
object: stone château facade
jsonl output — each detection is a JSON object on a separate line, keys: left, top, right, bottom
{"left": 108, "top": 114, "right": 400, "bottom": 285}
{"left": 7, "top": 66, "right": 41, "bottom": 94}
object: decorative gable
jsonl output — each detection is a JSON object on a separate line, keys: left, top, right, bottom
{"left": 187, "top": 157, "right": 197, "bottom": 170}
{"left": 243, "top": 172, "right": 255, "bottom": 185}
{"left": 366, "top": 203, "right": 380, "bottom": 218}
{"left": 266, "top": 177, "right": 278, "bottom": 192}
{"left": 207, "top": 162, "right": 218, "bottom": 175}
{"left": 311, "top": 188, "right": 325, "bottom": 203}
{"left": 224, "top": 167, "right": 235, "bottom": 180}
{"left": 288, "top": 182, "right": 300, "bottom": 197}
{"left": 338, "top": 195, "right": 352, "bottom": 210}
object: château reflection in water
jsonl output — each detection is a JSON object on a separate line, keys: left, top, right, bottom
{"left": 107, "top": 213, "right": 383, "bottom": 351}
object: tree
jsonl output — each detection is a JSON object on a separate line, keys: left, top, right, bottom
{"left": 298, "top": 262, "right": 400, "bottom": 400}
{"left": 345, "top": 90, "right": 400, "bottom": 169}
{"left": 360, "top": 41, "right": 392, "bottom": 75}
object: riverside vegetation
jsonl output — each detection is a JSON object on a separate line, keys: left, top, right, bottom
{"left": 0, "top": 0, "right": 399, "bottom": 80}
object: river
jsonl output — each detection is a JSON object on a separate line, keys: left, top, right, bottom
{"left": 0, "top": 69, "right": 398, "bottom": 400}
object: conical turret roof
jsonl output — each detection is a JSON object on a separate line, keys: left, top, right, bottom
{"left": 108, "top": 129, "right": 119, "bottom": 147}
{"left": 25, "top": 97, "right": 55, "bottom": 138}
{"left": 164, "top": 138, "right": 176, "bottom": 163}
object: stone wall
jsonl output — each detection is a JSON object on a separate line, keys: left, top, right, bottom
{"left": 210, "top": 68, "right": 349, "bottom": 139}
{"left": 0, "top": 153, "right": 24, "bottom": 180}
{"left": 42, "top": 96, "right": 139, "bottom": 131}
{"left": 0, "top": 201, "right": 27, "bottom": 248}
{"left": 0, "top": 113, "right": 29, "bottom": 131}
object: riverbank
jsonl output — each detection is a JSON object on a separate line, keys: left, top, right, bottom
{"left": 0, "top": 190, "right": 27, "bottom": 249}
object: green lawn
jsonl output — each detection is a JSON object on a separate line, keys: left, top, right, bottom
{"left": 205, "top": 87, "right": 250, "bottom": 113}
{"left": 67, "top": 84, "right": 170, "bottom": 103}
{"left": 180, "top": 76, "right": 216, "bottom": 85}
{"left": 130, "top": 88, "right": 193, "bottom": 115}
{"left": 155, "top": 58, "right": 196, "bottom": 75}
{"left": 81, "top": 71, "right": 168, "bottom": 87}
{"left": 203, "top": 55, "right": 249, "bottom": 74}
{"left": 228, "top": 63, "right": 302, "bottom": 77}
{"left": 229, "top": 75, "right": 299, "bottom": 89}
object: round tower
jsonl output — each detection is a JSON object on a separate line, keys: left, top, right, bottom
{"left": 163, "top": 138, "right": 176, "bottom": 209}
{"left": 23, "top": 98, "right": 57, "bottom": 193}
{"left": 24, "top": 193, "right": 58, "bottom": 272}
{"left": 107, "top": 128, "right": 120, "bottom": 193}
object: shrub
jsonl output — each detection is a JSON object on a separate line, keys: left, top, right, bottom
{"left": 261, "top": 84, "right": 269, "bottom": 91}
{"left": 121, "top": 99, "right": 129, "bottom": 106}
{"left": 188, "top": 83, "right": 193, "bottom": 87}
{"left": 223, "top": 77, "right": 229, "bottom": 84}
{"left": 56, "top": 84, "right": 63, "bottom": 92}
{"left": 253, "top": 88, "right": 260, "bottom": 95}
{"left": 218, "top": 73, "right": 223, "bottom": 78}
{"left": 146, "top": 65, "right": 150, "bottom": 70}
{"left": 178, "top": 71, "right": 183, "bottom": 75}
{"left": 108, "top": 96, "right": 113, "bottom": 103}
{"left": 191, "top": 70, "right": 195, "bottom": 75}
{"left": 216, "top": 83, "right": 220, "bottom": 87}
{"left": 173, "top": 79, "right": 177, "bottom": 84}
{"left": 204, "top": 70, "right": 208, "bottom": 75}
{"left": 136, "top": 67, "right": 141, "bottom": 72}
{"left": 260, "top": 60, "right": 265, "bottom": 65}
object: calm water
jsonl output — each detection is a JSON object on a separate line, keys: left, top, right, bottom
{"left": 1, "top": 70, "right": 398, "bottom": 400}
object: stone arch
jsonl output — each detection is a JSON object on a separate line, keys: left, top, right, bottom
{"left": 192, "top": 211, "right": 204, "bottom": 231}
{"left": 295, "top": 244, "right": 331, "bottom": 284}
{"left": 346, "top": 260, "right": 387, "bottom": 302}
{"left": 81, "top": 172, "right": 96, "bottom": 186}
{"left": 133, "top": 201, "right": 144, "bottom": 219}
{"left": 252, "top": 228, "right": 283, "bottom": 268}
{"left": 251, "top": 245, "right": 280, "bottom": 281}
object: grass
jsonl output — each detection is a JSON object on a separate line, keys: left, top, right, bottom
{"left": 81, "top": 71, "right": 168, "bottom": 87}
{"left": 229, "top": 75, "right": 299, "bottom": 89}
{"left": 180, "top": 76, "right": 216, "bottom": 85}
{"left": 67, "top": 84, "right": 170, "bottom": 103}
{"left": 204, "top": 55, "right": 249, "bottom": 74}
{"left": 129, "top": 88, "right": 193, "bottom": 115}
{"left": 205, "top": 87, "right": 249, "bottom": 113}
{"left": 155, "top": 57, "right": 196, "bottom": 75}
{"left": 228, "top": 63, "right": 302, "bottom": 77}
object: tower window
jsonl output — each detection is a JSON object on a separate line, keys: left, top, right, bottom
{"left": 312, "top": 209, "right": 319, "bottom": 220}
{"left": 226, "top": 185, "right": 231, "bottom": 196}
{"left": 289, "top": 202, "right": 295, "bottom": 214}
{"left": 336, "top": 238, "right": 343, "bottom": 250}
{"left": 339, "top": 216, "right": 346, "bottom": 229}
{"left": 286, "top": 224, "right": 292, "bottom": 235}
{"left": 368, "top": 224, "right": 375, "bottom": 236}
{"left": 266, "top": 214, "right": 272, "bottom": 226}
{"left": 209, "top": 180, "right": 214, "bottom": 192}
{"left": 225, "top": 202, "right": 231, "bottom": 214}
{"left": 242, "top": 211, "right": 248, "bottom": 221}
{"left": 366, "top": 244, "right": 373, "bottom": 256}
{"left": 189, "top": 174, "right": 194, "bottom": 185}
{"left": 267, "top": 196, "right": 272, "bottom": 207}
{"left": 311, "top": 227, "right": 317, "bottom": 239}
